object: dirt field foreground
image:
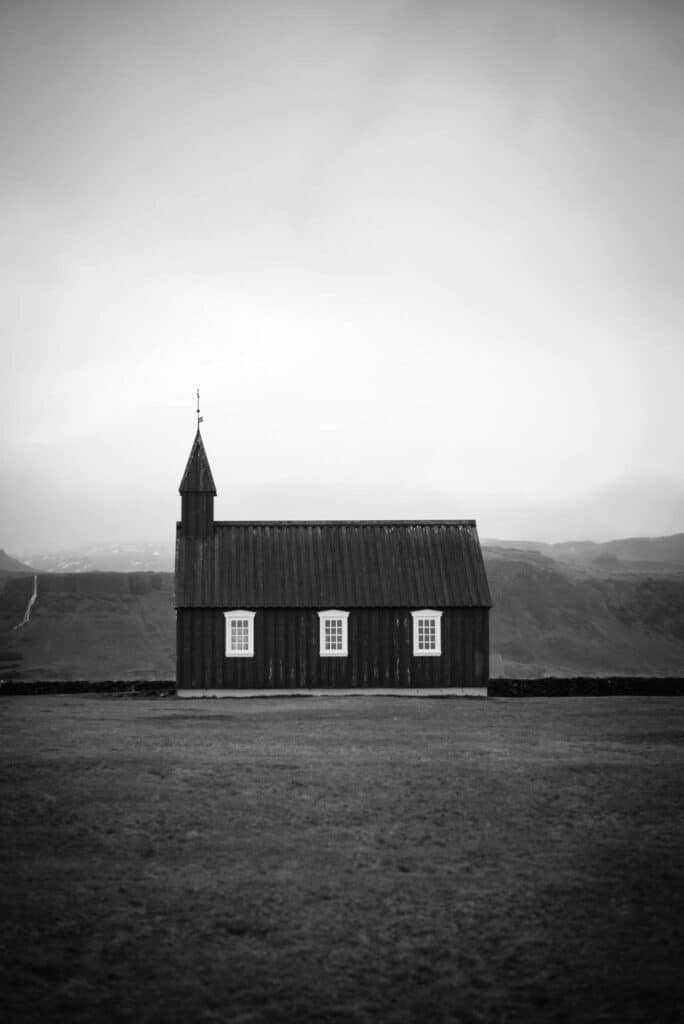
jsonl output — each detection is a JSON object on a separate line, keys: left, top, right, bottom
{"left": 1, "top": 696, "right": 683, "bottom": 1023}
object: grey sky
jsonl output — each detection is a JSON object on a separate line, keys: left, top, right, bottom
{"left": 2, "top": 0, "right": 683, "bottom": 551}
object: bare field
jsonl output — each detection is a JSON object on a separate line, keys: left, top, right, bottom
{"left": 1, "top": 697, "right": 683, "bottom": 1023}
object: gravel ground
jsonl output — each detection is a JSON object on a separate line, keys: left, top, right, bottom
{"left": 1, "top": 695, "right": 683, "bottom": 1023}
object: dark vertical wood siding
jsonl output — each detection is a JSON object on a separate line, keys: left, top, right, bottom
{"left": 180, "top": 494, "right": 214, "bottom": 537}
{"left": 177, "top": 608, "right": 489, "bottom": 689}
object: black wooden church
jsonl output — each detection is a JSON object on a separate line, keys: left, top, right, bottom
{"left": 175, "top": 427, "right": 492, "bottom": 695}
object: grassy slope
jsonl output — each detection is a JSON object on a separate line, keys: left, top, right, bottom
{"left": 485, "top": 549, "right": 684, "bottom": 677}
{"left": 1, "top": 696, "right": 682, "bottom": 1023}
{"left": 0, "top": 574, "right": 174, "bottom": 681}
{"left": 16, "top": 589, "right": 175, "bottom": 680}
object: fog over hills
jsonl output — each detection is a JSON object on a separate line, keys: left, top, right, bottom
{"left": 21, "top": 542, "right": 175, "bottom": 575}
{"left": 484, "top": 534, "right": 684, "bottom": 569}
{"left": 3, "top": 472, "right": 683, "bottom": 555}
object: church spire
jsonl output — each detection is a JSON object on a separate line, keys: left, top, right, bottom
{"left": 178, "top": 396, "right": 216, "bottom": 536}
{"left": 179, "top": 429, "right": 216, "bottom": 495}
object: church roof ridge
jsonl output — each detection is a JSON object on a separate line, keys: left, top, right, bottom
{"left": 212, "top": 519, "right": 478, "bottom": 527}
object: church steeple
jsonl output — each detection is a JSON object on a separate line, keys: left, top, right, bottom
{"left": 179, "top": 420, "right": 216, "bottom": 537}
{"left": 179, "top": 429, "right": 216, "bottom": 496}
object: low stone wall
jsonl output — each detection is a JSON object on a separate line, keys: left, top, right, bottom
{"left": 1, "top": 677, "right": 683, "bottom": 697}
{"left": 0, "top": 679, "right": 175, "bottom": 696}
{"left": 489, "top": 677, "right": 684, "bottom": 697}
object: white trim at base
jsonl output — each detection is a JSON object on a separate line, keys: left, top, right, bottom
{"left": 177, "top": 687, "right": 487, "bottom": 698}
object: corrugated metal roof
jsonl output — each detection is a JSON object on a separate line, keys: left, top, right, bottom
{"left": 175, "top": 521, "right": 492, "bottom": 609}
{"left": 179, "top": 430, "right": 216, "bottom": 495}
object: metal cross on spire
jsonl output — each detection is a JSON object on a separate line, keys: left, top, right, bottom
{"left": 196, "top": 388, "right": 203, "bottom": 430}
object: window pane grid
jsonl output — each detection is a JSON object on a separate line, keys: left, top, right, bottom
{"left": 417, "top": 617, "right": 437, "bottom": 650}
{"left": 230, "top": 618, "right": 250, "bottom": 651}
{"left": 324, "top": 618, "right": 343, "bottom": 651}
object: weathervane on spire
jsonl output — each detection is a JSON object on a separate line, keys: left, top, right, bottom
{"left": 196, "top": 388, "right": 203, "bottom": 430}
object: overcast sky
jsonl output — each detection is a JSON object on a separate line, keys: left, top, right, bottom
{"left": 2, "top": 0, "right": 683, "bottom": 552}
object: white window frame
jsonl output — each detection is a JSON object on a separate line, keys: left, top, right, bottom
{"left": 411, "top": 610, "right": 443, "bottom": 657}
{"left": 318, "top": 610, "right": 349, "bottom": 657}
{"left": 224, "top": 610, "right": 255, "bottom": 658}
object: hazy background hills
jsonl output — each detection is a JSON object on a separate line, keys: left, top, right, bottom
{"left": 15, "top": 532, "right": 684, "bottom": 576}
{"left": 1, "top": 535, "right": 683, "bottom": 681}
{"left": 484, "top": 545, "right": 684, "bottom": 678}
{"left": 484, "top": 534, "right": 684, "bottom": 571}
{"left": 21, "top": 542, "right": 175, "bottom": 575}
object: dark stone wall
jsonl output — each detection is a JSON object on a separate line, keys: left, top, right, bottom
{"left": 489, "top": 678, "right": 684, "bottom": 697}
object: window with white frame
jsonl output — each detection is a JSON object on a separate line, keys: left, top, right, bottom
{"left": 225, "top": 610, "right": 255, "bottom": 657}
{"left": 318, "top": 610, "right": 349, "bottom": 657}
{"left": 411, "top": 610, "right": 442, "bottom": 656}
